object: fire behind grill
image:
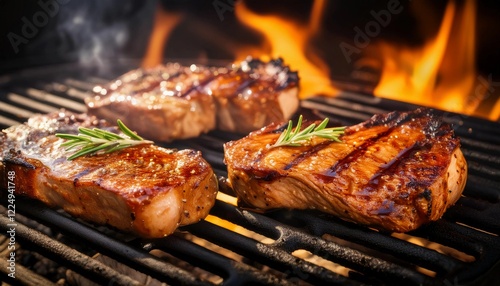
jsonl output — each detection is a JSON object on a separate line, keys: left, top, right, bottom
{"left": 0, "top": 62, "right": 499, "bottom": 286}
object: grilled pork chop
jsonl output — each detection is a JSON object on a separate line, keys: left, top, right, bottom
{"left": 208, "top": 58, "right": 299, "bottom": 133}
{"left": 85, "top": 57, "right": 299, "bottom": 141}
{"left": 0, "top": 111, "right": 218, "bottom": 238}
{"left": 86, "top": 64, "right": 218, "bottom": 142}
{"left": 224, "top": 108, "right": 467, "bottom": 233}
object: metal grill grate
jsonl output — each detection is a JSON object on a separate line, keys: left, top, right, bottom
{"left": 1, "top": 62, "right": 499, "bottom": 285}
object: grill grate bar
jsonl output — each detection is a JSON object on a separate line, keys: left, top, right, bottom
{"left": 15, "top": 200, "right": 213, "bottom": 286}
{"left": 0, "top": 114, "right": 22, "bottom": 128}
{"left": 6, "top": 92, "right": 60, "bottom": 114}
{"left": 412, "top": 221, "right": 500, "bottom": 283}
{"left": 311, "top": 95, "right": 390, "bottom": 117}
{"left": 152, "top": 234, "right": 295, "bottom": 286}
{"left": 36, "top": 81, "right": 91, "bottom": 101}
{"left": 309, "top": 96, "right": 500, "bottom": 143}
{"left": 467, "top": 140, "right": 500, "bottom": 156}
{"left": 0, "top": 101, "right": 36, "bottom": 119}
{"left": 0, "top": 252, "right": 57, "bottom": 286}
{"left": 64, "top": 78, "right": 108, "bottom": 91}
{"left": 271, "top": 210, "right": 463, "bottom": 274}
{"left": 1, "top": 64, "right": 499, "bottom": 285}
{"left": 462, "top": 174, "right": 500, "bottom": 202}
{"left": 462, "top": 148, "right": 500, "bottom": 167}
{"left": 444, "top": 200, "right": 500, "bottom": 235}
{"left": 0, "top": 215, "right": 142, "bottom": 286}
{"left": 183, "top": 220, "right": 364, "bottom": 286}
{"left": 22, "top": 87, "right": 87, "bottom": 113}
{"left": 300, "top": 100, "right": 370, "bottom": 125}
{"left": 206, "top": 201, "right": 433, "bottom": 285}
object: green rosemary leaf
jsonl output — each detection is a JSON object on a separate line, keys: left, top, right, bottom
{"left": 67, "top": 144, "right": 104, "bottom": 160}
{"left": 117, "top": 119, "right": 143, "bottom": 140}
{"left": 315, "top": 117, "right": 329, "bottom": 130}
{"left": 62, "top": 140, "right": 88, "bottom": 151}
{"left": 91, "top": 128, "right": 124, "bottom": 140}
{"left": 77, "top": 127, "right": 102, "bottom": 138}
{"left": 291, "top": 115, "right": 303, "bottom": 138}
{"left": 56, "top": 134, "right": 90, "bottom": 141}
{"left": 56, "top": 120, "right": 153, "bottom": 160}
{"left": 271, "top": 115, "right": 345, "bottom": 148}
{"left": 104, "top": 143, "right": 131, "bottom": 154}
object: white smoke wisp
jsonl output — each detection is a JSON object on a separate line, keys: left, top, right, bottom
{"left": 29, "top": 0, "right": 156, "bottom": 72}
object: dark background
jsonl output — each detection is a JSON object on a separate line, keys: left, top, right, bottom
{"left": 0, "top": 0, "right": 499, "bottom": 86}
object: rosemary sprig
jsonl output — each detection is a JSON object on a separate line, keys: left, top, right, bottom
{"left": 271, "top": 115, "right": 345, "bottom": 148}
{"left": 56, "top": 120, "right": 153, "bottom": 160}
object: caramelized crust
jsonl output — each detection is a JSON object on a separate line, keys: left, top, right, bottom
{"left": 85, "top": 58, "right": 299, "bottom": 141}
{"left": 224, "top": 108, "right": 467, "bottom": 233}
{"left": 208, "top": 58, "right": 299, "bottom": 133}
{"left": 1, "top": 111, "right": 218, "bottom": 238}
{"left": 86, "top": 64, "right": 218, "bottom": 141}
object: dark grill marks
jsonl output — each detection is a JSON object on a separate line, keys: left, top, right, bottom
{"left": 170, "top": 69, "right": 214, "bottom": 98}
{"left": 249, "top": 121, "right": 339, "bottom": 172}
{"left": 121, "top": 70, "right": 183, "bottom": 96}
{"left": 128, "top": 77, "right": 162, "bottom": 95}
{"left": 323, "top": 126, "right": 398, "bottom": 179}
{"left": 4, "top": 153, "right": 36, "bottom": 170}
{"left": 1, "top": 62, "right": 497, "bottom": 285}
{"left": 283, "top": 140, "right": 335, "bottom": 171}
{"left": 351, "top": 108, "right": 414, "bottom": 131}
{"left": 235, "top": 74, "right": 258, "bottom": 94}
{"left": 357, "top": 113, "right": 434, "bottom": 197}
{"left": 73, "top": 168, "right": 92, "bottom": 185}
{"left": 357, "top": 111, "right": 455, "bottom": 211}
{"left": 179, "top": 75, "right": 218, "bottom": 98}
{"left": 328, "top": 109, "right": 431, "bottom": 179}
{"left": 259, "top": 110, "right": 422, "bottom": 177}
{"left": 247, "top": 123, "right": 290, "bottom": 165}
{"left": 360, "top": 142, "right": 421, "bottom": 196}
{"left": 418, "top": 189, "right": 433, "bottom": 217}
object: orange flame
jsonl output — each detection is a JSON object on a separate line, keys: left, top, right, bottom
{"left": 372, "top": 0, "right": 483, "bottom": 117}
{"left": 140, "top": 1, "right": 497, "bottom": 120}
{"left": 234, "top": 0, "right": 340, "bottom": 98}
{"left": 141, "top": 4, "right": 183, "bottom": 68}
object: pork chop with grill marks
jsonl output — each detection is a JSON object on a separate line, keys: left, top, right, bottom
{"left": 85, "top": 57, "right": 299, "bottom": 141}
{"left": 224, "top": 108, "right": 467, "bottom": 233}
{"left": 208, "top": 58, "right": 299, "bottom": 133}
{"left": 86, "top": 63, "right": 218, "bottom": 142}
{"left": 0, "top": 111, "right": 218, "bottom": 238}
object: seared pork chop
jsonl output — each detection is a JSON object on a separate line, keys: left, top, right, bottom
{"left": 85, "top": 57, "right": 299, "bottom": 141}
{"left": 86, "top": 63, "right": 218, "bottom": 142}
{"left": 208, "top": 58, "right": 300, "bottom": 133}
{"left": 0, "top": 111, "right": 218, "bottom": 238}
{"left": 224, "top": 108, "right": 467, "bottom": 233}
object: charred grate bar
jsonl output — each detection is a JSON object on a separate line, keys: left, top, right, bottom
{"left": 191, "top": 201, "right": 435, "bottom": 285}
{"left": 0, "top": 215, "right": 142, "bottom": 286}
{"left": 5, "top": 200, "right": 213, "bottom": 286}
{"left": 1, "top": 62, "right": 500, "bottom": 285}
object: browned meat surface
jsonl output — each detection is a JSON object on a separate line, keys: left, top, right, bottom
{"left": 208, "top": 58, "right": 299, "bottom": 133}
{"left": 85, "top": 58, "right": 299, "bottom": 141}
{"left": 86, "top": 64, "right": 218, "bottom": 142}
{"left": 224, "top": 108, "right": 467, "bottom": 233}
{"left": 0, "top": 111, "right": 218, "bottom": 238}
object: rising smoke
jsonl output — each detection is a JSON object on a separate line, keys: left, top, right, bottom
{"left": 24, "top": 0, "right": 156, "bottom": 70}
